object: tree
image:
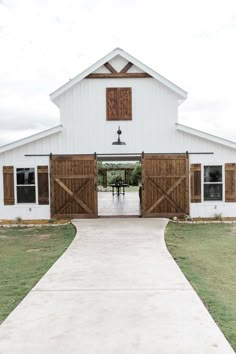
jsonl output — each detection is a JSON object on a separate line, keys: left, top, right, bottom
{"left": 131, "top": 163, "right": 141, "bottom": 185}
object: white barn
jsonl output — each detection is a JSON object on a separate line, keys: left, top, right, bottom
{"left": 0, "top": 48, "right": 236, "bottom": 220}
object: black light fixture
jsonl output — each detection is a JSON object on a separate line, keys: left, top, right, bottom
{"left": 112, "top": 126, "right": 126, "bottom": 145}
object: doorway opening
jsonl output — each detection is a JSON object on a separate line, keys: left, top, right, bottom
{"left": 97, "top": 154, "right": 142, "bottom": 217}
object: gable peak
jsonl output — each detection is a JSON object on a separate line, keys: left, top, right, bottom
{"left": 113, "top": 47, "right": 124, "bottom": 51}
{"left": 50, "top": 48, "right": 187, "bottom": 103}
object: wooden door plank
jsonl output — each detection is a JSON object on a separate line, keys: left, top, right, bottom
{"left": 52, "top": 155, "right": 95, "bottom": 161}
{"left": 56, "top": 179, "right": 90, "bottom": 214}
{"left": 53, "top": 175, "right": 95, "bottom": 179}
{"left": 146, "top": 176, "right": 186, "bottom": 214}
{"left": 55, "top": 178, "right": 93, "bottom": 214}
{"left": 185, "top": 156, "right": 190, "bottom": 214}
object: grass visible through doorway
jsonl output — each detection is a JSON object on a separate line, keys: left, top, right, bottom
{"left": 0, "top": 224, "right": 75, "bottom": 323}
{"left": 165, "top": 222, "right": 236, "bottom": 351}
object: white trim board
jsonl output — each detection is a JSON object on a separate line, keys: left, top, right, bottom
{"left": 50, "top": 48, "right": 188, "bottom": 104}
{"left": 176, "top": 123, "right": 236, "bottom": 149}
{"left": 0, "top": 125, "right": 63, "bottom": 154}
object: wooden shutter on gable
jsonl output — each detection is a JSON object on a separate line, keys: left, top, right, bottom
{"left": 37, "top": 166, "right": 49, "bottom": 205}
{"left": 106, "top": 87, "right": 132, "bottom": 120}
{"left": 119, "top": 88, "right": 132, "bottom": 120}
{"left": 3, "top": 166, "right": 15, "bottom": 205}
{"left": 225, "top": 163, "right": 236, "bottom": 202}
{"left": 190, "top": 164, "right": 201, "bottom": 203}
{"left": 106, "top": 88, "right": 118, "bottom": 120}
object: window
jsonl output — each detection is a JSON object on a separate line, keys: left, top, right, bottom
{"left": 203, "top": 166, "right": 223, "bottom": 201}
{"left": 106, "top": 87, "right": 132, "bottom": 120}
{"left": 16, "top": 168, "right": 36, "bottom": 203}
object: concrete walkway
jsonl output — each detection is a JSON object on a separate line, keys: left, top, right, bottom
{"left": 0, "top": 219, "right": 234, "bottom": 354}
{"left": 98, "top": 191, "right": 140, "bottom": 216}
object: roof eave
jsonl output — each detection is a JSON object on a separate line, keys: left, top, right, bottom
{"left": 176, "top": 123, "right": 236, "bottom": 149}
{"left": 0, "top": 125, "right": 63, "bottom": 154}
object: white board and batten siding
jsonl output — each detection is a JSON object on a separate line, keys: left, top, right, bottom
{"left": 1, "top": 48, "right": 236, "bottom": 219}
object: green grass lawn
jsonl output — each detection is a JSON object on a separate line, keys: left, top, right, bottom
{"left": 165, "top": 222, "right": 236, "bottom": 351}
{"left": 0, "top": 224, "right": 75, "bottom": 323}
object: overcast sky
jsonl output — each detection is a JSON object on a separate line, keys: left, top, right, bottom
{"left": 0, "top": 0, "right": 236, "bottom": 146}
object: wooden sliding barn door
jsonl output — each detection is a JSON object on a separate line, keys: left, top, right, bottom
{"left": 51, "top": 154, "right": 97, "bottom": 218}
{"left": 142, "top": 154, "right": 189, "bottom": 218}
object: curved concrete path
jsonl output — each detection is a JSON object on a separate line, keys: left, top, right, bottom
{"left": 0, "top": 219, "right": 234, "bottom": 354}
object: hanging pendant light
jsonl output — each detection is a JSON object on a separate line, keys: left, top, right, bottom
{"left": 112, "top": 126, "right": 126, "bottom": 145}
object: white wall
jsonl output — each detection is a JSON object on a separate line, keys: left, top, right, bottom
{"left": 0, "top": 205, "right": 50, "bottom": 220}
{"left": 57, "top": 77, "right": 179, "bottom": 154}
{"left": 190, "top": 203, "right": 236, "bottom": 218}
{"left": 0, "top": 155, "right": 51, "bottom": 220}
{"left": 189, "top": 147, "right": 236, "bottom": 218}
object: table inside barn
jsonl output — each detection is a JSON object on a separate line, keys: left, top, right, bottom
{"left": 110, "top": 182, "right": 129, "bottom": 196}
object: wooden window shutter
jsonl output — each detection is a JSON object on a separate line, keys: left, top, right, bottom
{"left": 37, "top": 166, "right": 49, "bottom": 205}
{"left": 3, "top": 166, "right": 15, "bottom": 205}
{"left": 118, "top": 88, "right": 132, "bottom": 120}
{"left": 225, "top": 163, "right": 236, "bottom": 202}
{"left": 190, "top": 164, "right": 201, "bottom": 203}
{"left": 106, "top": 88, "right": 118, "bottom": 120}
{"left": 106, "top": 88, "right": 132, "bottom": 120}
